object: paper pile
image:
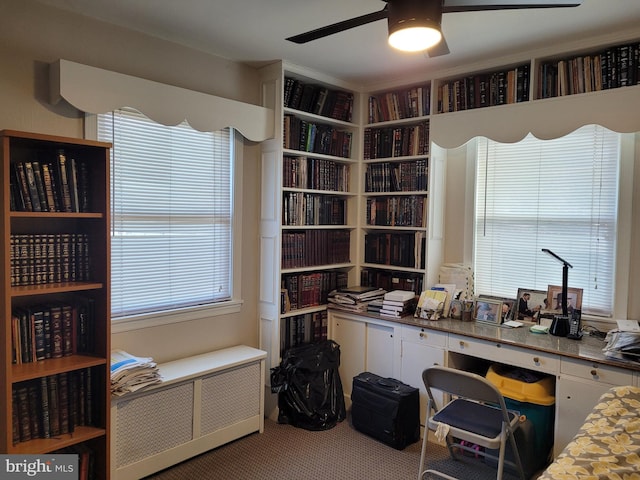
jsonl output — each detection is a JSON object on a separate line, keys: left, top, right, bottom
{"left": 327, "top": 286, "right": 387, "bottom": 313}
{"left": 110, "top": 350, "right": 163, "bottom": 396}
{"left": 603, "top": 328, "right": 640, "bottom": 363}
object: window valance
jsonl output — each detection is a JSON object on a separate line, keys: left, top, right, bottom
{"left": 49, "top": 59, "right": 274, "bottom": 142}
{"left": 430, "top": 86, "right": 640, "bottom": 149}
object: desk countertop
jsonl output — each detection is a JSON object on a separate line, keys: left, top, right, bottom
{"left": 331, "top": 309, "right": 640, "bottom": 372}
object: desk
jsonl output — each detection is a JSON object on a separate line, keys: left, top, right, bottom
{"left": 327, "top": 310, "right": 640, "bottom": 457}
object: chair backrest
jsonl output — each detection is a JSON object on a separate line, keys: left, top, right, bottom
{"left": 422, "top": 365, "right": 508, "bottom": 411}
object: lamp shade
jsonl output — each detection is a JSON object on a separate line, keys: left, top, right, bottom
{"left": 387, "top": 0, "right": 443, "bottom": 52}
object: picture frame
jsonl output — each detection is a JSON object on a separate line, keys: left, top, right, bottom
{"left": 481, "top": 295, "right": 515, "bottom": 322}
{"left": 473, "top": 298, "right": 503, "bottom": 325}
{"left": 515, "top": 288, "right": 548, "bottom": 321}
{"left": 546, "top": 285, "right": 583, "bottom": 313}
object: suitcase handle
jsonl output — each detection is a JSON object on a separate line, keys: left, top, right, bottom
{"left": 376, "top": 378, "right": 399, "bottom": 389}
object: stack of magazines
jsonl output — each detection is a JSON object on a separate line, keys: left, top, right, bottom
{"left": 603, "top": 330, "right": 640, "bottom": 363}
{"left": 110, "top": 350, "right": 163, "bottom": 396}
{"left": 327, "top": 286, "right": 386, "bottom": 313}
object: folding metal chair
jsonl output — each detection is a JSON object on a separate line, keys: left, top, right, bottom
{"left": 418, "top": 365, "right": 526, "bottom": 480}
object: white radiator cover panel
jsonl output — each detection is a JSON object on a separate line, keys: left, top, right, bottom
{"left": 111, "top": 346, "right": 267, "bottom": 480}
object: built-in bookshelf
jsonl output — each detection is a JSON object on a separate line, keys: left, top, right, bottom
{"left": 259, "top": 63, "right": 359, "bottom": 396}
{"left": 436, "top": 63, "right": 531, "bottom": 113}
{"left": 359, "top": 83, "right": 433, "bottom": 296}
{"left": 1, "top": 130, "right": 110, "bottom": 478}
{"left": 536, "top": 40, "right": 640, "bottom": 99}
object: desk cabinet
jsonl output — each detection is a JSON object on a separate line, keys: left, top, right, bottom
{"left": 399, "top": 325, "right": 447, "bottom": 427}
{"left": 555, "top": 358, "right": 636, "bottom": 456}
{"left": 329, "top": 312, "right": 399, "bottom": 402}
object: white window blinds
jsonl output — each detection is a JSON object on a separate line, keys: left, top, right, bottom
{"left": 474, "top": 125, "right": 620, "bottom": 317}
{"left": 98, "top": 108, "right": 233, "bottom": 318}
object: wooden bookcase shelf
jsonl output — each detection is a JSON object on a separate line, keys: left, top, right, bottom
{"left": 1, "top": 130, "right": 111, "bottom": 479}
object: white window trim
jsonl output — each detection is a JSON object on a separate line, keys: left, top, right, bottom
{"left": 455, "top": 131, "right": 635, "bottom": 324}
{"left": 85, "top": 114, "right": 244, "bottom": 332}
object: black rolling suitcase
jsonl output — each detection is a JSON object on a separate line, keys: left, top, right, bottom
{"left": 351, "top": 372, "right": 420, "bottom": 450}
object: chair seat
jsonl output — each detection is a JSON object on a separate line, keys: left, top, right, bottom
{"left": 432, "top": 398, "right": 516, "bottom": 439}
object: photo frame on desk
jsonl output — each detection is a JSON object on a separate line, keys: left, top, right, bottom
{"left": 547, "top": 285, "right": 583, "bottom": 313}
{"left": 474, "top": 298, "right": 503, "bottom": 325}
{"left": 482, "top": 295, "right": 515, "bottom": 322}
{"left": 515, "top": 288, "right": 547, "bottom": 322}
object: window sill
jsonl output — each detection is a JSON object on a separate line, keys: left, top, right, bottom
{"left": 111, "top": 300, "right": 244, "bottom": 333}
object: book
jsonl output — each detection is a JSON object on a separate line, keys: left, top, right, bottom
{"left": 384, "top": 290, "right": 416, "bottom": 303}
{"left": 23, "top": 162, "right": 42, "bottom": 212}
{"left": 14, "top": 162, "right": 34, "bottom": 211}
{"left": 57, "top": 150, "right": 73, "bottom": 212}
{"left": 31, "top": 162, "right": 49, "bottom": 211}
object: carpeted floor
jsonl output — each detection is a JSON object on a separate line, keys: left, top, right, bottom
{"left": 145, "top": 415, "right": 526, "bottom": 480}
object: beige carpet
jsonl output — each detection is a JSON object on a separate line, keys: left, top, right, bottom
{"left": 145, "top": 415, "right": 526, "bottom": 480}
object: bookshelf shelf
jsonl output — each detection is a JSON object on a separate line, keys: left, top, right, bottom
{"left": 11, "top": 282, "right": 104, "bottom": 296}
{"left": 11, "top": 426, "right": 107, "bottom": 455}
{"left": 1, "top": 130, "right": 110, "bottom": 476}
{"left": 11, "top": 355, "right": 107, "bottom": 383}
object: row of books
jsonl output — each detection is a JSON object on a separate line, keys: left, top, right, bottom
{"left": 282, "top": 155, "right": 350, "bottom": 192}
{"left": 281, "top": 230, "right": 350, "bottom": 269}
{"left": 368, "top": 84, "right": 431, "bottom": 123}
{"left": 281, "top": 271, "right": 348, "bottom": 312}
{"left": 282, "top": 192, "right": 346, "bottom": 226}
{"left": 283, "top": 76, "right": 354, "bottom": 122}
{"left": 360, "top": 268, "right": 424, "bottom": 296}
{"left": 365, "top": 158, "right": 429, "bottom": 193}
{"left": 281, "top": 311, "right": 329, "bottom": 352}
{"left": 363, "top": 122, "right": 430, "bottom": 160}
{"left": 538, "top": 42, "right": 640, "bottom": 99}
{"left": 437, "top": 63, "right": 531, "bottom": 113}
{"left": 364, "top": 231, "right": 426, "bottom": 269}
{"left": 283, "top": 115, "right": 353, "bottom": 158}
{"left": 10, "top": 150, "right": 90, "bottom": 212}
{"left": 11, "top": 299, "right": 95, "bottom": 364}
{"left": 10, "top": 233, "right": 91, "bottom": 286}
{"left": 12, "top": 368, "right": 99, "bottom": 444}
{"left": 366, "top": 196, "right": 426, "bottom": 228}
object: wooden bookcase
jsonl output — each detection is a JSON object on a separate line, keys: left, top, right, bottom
{"left": 0, "top": 130, "right": 111, "bottom": 479}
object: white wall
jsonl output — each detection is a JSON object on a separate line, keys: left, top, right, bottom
{"left": 0, "top": 0, "right": 262, "bottom": 362}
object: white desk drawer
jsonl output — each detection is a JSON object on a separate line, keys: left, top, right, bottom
{"left": 560, "top": 357, "right": 634, "bottom": 385}
{"left": 448, "top": 334, "right": 559, "bottom": 374}
{"left": 401, "top": 325, "right": 447, "bottom": 348}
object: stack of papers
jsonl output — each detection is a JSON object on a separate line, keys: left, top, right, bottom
{"left": 327, "top": 286, "right": 386, "bottom": 312}
{"left": 110, "top": 350, "right": 163, "bottom": 396}
{"left": 603, "top": 329, "right": 640, "bottom": 363}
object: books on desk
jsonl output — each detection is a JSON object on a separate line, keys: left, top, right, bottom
{"left": 380, "top": 290, "right": 417, "bottom": 317}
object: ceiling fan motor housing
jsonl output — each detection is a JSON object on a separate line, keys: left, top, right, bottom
{"left": 387, "top": 0, "right": 443, "bottom": 35}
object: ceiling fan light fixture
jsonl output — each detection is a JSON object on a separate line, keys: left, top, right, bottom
{"left": 388, "top": 24, "right": 442, "bottom": 52}
{"left": 387, "top": 0, "right": 443, "bottom": 53}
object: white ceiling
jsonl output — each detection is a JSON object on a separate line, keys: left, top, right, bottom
{"left": 36, "top": 0, "right": 640, "bottom": 87}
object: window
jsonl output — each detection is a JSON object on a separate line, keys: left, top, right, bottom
{"left": 98, "top": 108, "right": 234, "bottom": 320}
{"left": 474, "top": 125, "right": 620, "bottom": 317}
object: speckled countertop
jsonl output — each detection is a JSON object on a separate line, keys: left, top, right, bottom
{"left": 336, "top": 310, "right": 640, "bottom": 372}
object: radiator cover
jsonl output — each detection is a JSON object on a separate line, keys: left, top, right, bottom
{"left": 111, "top": 346, "right": 266, "bottom": 480}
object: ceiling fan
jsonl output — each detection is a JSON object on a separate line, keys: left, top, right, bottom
{"left": 286, "top": 0, "right": 582, "bottom": 57}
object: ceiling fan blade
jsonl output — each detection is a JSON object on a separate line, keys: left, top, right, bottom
{"left": 426, "top": 37, "right": 450, "bottom": 58}
{"left": 442, "top": 0, "right": 582, "bottom": 12}
{"left": 286, "top": 7, "right": 389, "bottom": 44}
